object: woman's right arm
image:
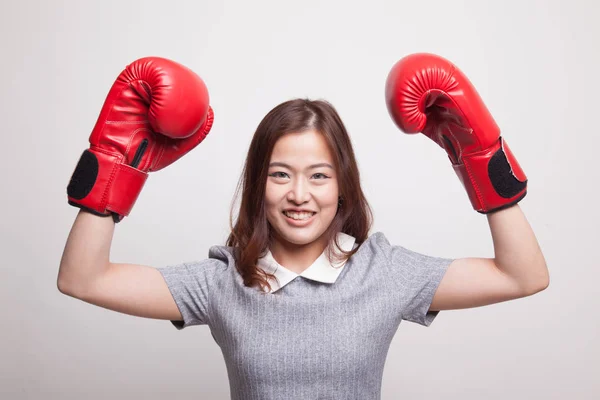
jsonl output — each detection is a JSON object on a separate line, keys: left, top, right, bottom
{"left": 57, "top": 210, "right": 182, "bottom": 321}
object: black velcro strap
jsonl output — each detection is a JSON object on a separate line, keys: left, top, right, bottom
{"left": 67, "top": 150, "right": 98, "bottom": 200}
{"left": 488, "top": 147, "right": 527, "bottom": 199}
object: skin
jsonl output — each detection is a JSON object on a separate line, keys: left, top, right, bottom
{"left": 263, "top": 131, "right": 550, "bottom": 311}
{"left": 265, "top": 129, "right": 339, "bottom": 274}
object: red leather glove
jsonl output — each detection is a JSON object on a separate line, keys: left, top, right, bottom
{"left": 67, "top": 57, "right": 214, "bottom": 222}
{"left": 385, "top": 53, "right": 527, "bottom": 213}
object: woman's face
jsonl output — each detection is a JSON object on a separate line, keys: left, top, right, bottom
{"left": 265, "top": 129, "right": 339, "bottom": 249}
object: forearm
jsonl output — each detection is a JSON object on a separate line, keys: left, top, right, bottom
{"left": 57, "top": 209, "right": 115, "bottom": 294}
{"left": 487, "top": 204, "right": 549, "bottom": 293}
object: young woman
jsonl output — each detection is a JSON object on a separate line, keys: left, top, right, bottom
{"left": 58, "top": 54, "right": 549, "bottom": 399}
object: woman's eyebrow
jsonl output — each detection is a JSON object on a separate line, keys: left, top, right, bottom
{"left": 269, "top": 162, "right": 334, "bottom": 169}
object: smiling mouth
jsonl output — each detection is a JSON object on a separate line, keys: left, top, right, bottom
{"left": 282, "top": 211, "right": 317, "bottom": 221}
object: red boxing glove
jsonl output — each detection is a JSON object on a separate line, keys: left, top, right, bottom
{"left": 385, "top": 53, "right": 527, "bottom": 213}
{"left": 67, "top": 57, "right": 214, "bottom": 222}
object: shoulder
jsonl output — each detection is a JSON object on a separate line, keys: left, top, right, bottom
{"left": 165, "top": 245, "right": 234, "bottom": 274}
{"left": 354, "top": 231, "right": 396, "bottom": 257}
{"left": 353, "top": 231, "right": 435, "bottom": 263}
{"left": 345, "top": 231, "right": 394, "bottom": 269}
{"left": 208, "top": 244, "right": 235, "bottom": 261}
{"left": 205, "top": 244, "right": 237, "bottom": 269}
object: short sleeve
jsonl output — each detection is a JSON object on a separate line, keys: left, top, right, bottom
{"left": 372, "top": 232, "right": 454, "bottom": 327}
{"left": 157, "top": 258, "right": 227, "bottom": 330}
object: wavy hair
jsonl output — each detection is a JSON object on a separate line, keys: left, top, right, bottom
{"left": 226, "top": 99, "right": 373, "bottom": 293}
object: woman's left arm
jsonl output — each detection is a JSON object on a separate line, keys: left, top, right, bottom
{"left": 429, "top": 204, "right": 549, "bottom": 311}
{"left": 488, "top": 203, "right": 549, "bottom": 293}
{"left": 383, "top": 52, "right": 549, "bottom": 311}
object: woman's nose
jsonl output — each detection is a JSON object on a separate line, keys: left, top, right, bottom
{"left": 287, "top": 178, "right": 311, "bottom": 203}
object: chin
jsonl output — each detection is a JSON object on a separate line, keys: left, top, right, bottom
{"left": 276, "top": 230, "right": 319, "bottom": 246}
{"left": 271, "top": 223, "right": 329, "bottom": 248}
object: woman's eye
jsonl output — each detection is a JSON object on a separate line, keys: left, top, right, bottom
{"left": 269, "top": 172, "right": 329, "bottom": 180}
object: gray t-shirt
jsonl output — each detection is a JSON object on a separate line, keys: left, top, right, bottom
{"left": 158, "top": 231, "right": 453, "bottom": 400}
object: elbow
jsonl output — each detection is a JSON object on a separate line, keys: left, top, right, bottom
{"left": 57, "top": 278, "right": 85, "bottom": 300}
{"left": 529, "top": 278, "right": 549, "bottom": 295}
{"left": 540, "top": 273, "right": 550, "bottom": 292}
{"left": 56, "top": 268, "right": 79, "bottom": 298}
{"left": 541, "top": 269, "right": 550, "bottom": 291}
{"left": 538, "top": 262, "right": 550, "bottom": 292}
{"left": 57, "top": 275, "right": 72, "bottom": 296}
{"left": 525, "top": 266, "right": 550, "bottom": 295}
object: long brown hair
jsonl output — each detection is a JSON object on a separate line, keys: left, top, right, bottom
{"left": 226, "top": 98, "right": 373, "bottom": 293}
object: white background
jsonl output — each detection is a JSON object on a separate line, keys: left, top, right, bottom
{"left": 1, "top": 0, "right": 598, "bottom": 398}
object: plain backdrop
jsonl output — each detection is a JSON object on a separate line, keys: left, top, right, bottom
{"left": 1, "top": 0, "right": 598, "bottom": 399}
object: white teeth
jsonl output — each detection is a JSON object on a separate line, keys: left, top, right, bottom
{"left": 283, "top": 211, "right": 315, "bottom": 220}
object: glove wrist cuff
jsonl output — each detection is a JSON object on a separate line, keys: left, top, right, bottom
{"left": 453, "top": 137, "right": 528, "bottom": 213}
{"left": 67, "top": 148, "right": 148, "bottom": 220}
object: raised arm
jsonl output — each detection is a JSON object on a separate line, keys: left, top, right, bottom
{"left": 57, "top": 56, "right": 214, "bottom": 319}
{"left": 429, "top": 205, "right": 548, "bottom": 311}
{"left": 385, "top": 53, "right": 549, "bottom": 311}
{"left": 57, "top": 210, "right": 182, "bottom": 320}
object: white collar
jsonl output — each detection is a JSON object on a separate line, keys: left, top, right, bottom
{"left": 256, "top": 232, "right": 357, "bottom": 293}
